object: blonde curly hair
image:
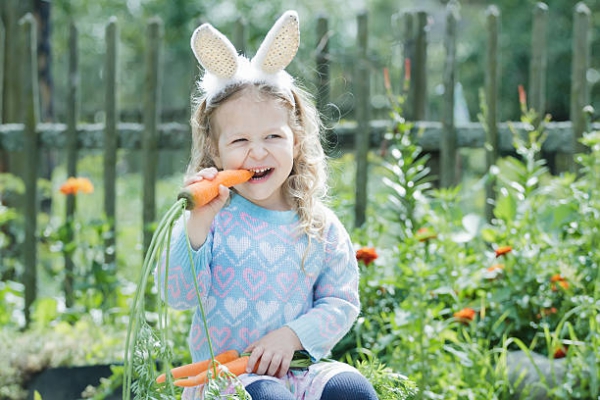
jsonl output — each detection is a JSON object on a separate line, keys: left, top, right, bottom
{"left": 187, "top": 81, "right": 330, "bottom": 240}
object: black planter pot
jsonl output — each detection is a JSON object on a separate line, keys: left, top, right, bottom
{"left": 27, "top": 364, "right": 122, "bottom": 400}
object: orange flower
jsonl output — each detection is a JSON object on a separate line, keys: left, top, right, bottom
{"left": 416, "top": 227, "right": 437, "bottom": 242}
{"left": 60, "top": 177, "right": 94, "bottom": 195}
{"left": 483, "top": 263, "right": 504, "bottom": 280}
{"left": 550, "top": 274, "right": 569, "bottom": 291}
{"left": 356, "top": 247, "right": 378, "bottom": 266}
{"left": 454, "top": 307, "right": 476, "bottom": 324}
{"left": 494, "top": 246, "right": 512, "bottom": 258}
{"left": 553, "top": 345, "right": 568, "bottom": 359}
{"left": 486, "top": 263, "right": 504, "bottom": 273}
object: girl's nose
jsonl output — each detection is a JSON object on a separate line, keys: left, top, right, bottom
{"left": 248, "top": 142, "right": 267, "bottom": 159}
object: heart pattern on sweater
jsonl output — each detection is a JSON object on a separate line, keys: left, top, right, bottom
{"left": 225, "top": 297, "right": 247, "bottom": 319}
{"left": 256, "top": 300, "right": 278, "bottom": 321}
{"left": 227, "top": 235, "right": 251, "bottom": 258}
{"left": 259, "top": 242, "right": 286, "bottom": 264}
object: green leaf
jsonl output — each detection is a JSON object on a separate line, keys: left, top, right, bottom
{"left": 494, "top": 192, "right": 517, "bottom": 222}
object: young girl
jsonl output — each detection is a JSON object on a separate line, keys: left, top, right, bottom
{"left": 159, "top": 11, "right": 378, "bottom": 400}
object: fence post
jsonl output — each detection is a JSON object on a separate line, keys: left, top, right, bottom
{"left": 315, "top": 14, "right": 331, "bottom": 128}
{"left": 354, "top": 11, "right": 369, "bottom": 228}
{"left": 20, "top": 13, "right": 39, "bottom": 327}
{"left": 413, "top": 11, "right": 428, "bottom": 121}
{"left": 104, "top": 17, "right": 118, "bottom": 286}
{"left": 64, "top": 21, "right": 79, "bottom": 308}
{"left": 142, "top": 17, "right": 163, "bottom": 255}
{"left": 400, "top": 11, "right": 414, "bottom": 118}
{"left": 484, "top": 6, "right": 500, "bottom": 222}
{"left": 232, "top": 17, "right": 247, "bottom": 55}
{"left": 440, "top": 2, "right": 459, "bottom": 188}
{"left": 569, "top": 2, "right": 591, "bottom": 171}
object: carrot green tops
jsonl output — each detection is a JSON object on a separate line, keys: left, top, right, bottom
{"left": 157, "top": 193, "right": 360, "bottom": 363}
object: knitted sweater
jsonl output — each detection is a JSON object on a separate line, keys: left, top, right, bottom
{"left": 158, "top": 194, "right": 360, "bottom": 363}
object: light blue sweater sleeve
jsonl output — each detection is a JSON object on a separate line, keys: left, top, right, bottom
{"left": 155, "top": 215, "right": 213, "bottom": 310}
{"left": 286, "top": 213, "right": 361, "bottom": 361}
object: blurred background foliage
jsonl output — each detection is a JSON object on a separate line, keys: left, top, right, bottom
{"left": 2, "top": 0, "right": 597, "bottom": 126}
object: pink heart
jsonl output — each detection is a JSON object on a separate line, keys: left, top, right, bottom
{"left": 209, "top": 326, "right": 232, "bottom": 348}
{"left": 214, "top": 265, "right": 234, "bottom": 289}
{"left": 239, "top": 328, "right": 260, "bottom": 347}
{"left": 315, "top": 284, "right": 335, "bottom": 298}
{"left": 243, "top": 269, "right": 266, "bottom": 292}
{"left": 277, "top": 272, "right": 298, "bottom": 295}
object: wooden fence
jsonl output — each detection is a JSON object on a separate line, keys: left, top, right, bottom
{"left": 0, "top": 3, "right": 597, "bottom": 325}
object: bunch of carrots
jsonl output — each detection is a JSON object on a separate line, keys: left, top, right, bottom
{"left": 156, "top": 349, "right": 315, "bottom": 388}
{"left": 157, "top": 349, "right": 248, "bottom": 387}
{"left": 123, "top": 170, "right": 254, "bottom": 398}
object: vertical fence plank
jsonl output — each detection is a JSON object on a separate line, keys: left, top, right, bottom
{"left": 441, "top": 2, "right": 459, "bottom": 188}
{"left": 570, "top": 2, "right": 591, "bottom": 169}
{"left": 354, "top": 11, "right": 369, "bottom": 228}
{"left": 104, "top": 18, "right": 118, "bottom": 276}
{"left": 401, "top": 11, "right": 415, "bottom": 119}
{"left": 20, "top": 13, "right": 40, "bottom": 326}
{"left": 484, "top": 6, "right": 500, "bottom": 222}
{"left": 413, "top": 11, "right": 428, "bottom": 121}
{"left": 64, "top": 21, "right": 79, "bottom": 308}
{"left": 232, "top": 17, "right": 246, "bottom": 55}
{"left": 315, "top": 14, "right": 330, "bottom": 127}
{"left": 529, "top": 3, "right": 548, "bottom": 117}
{"left": 142, "top": 17, "right": 163, "bottom": 254}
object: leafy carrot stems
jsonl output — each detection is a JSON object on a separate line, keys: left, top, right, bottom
{"left": 177, "top": 169, "right": 254, "bottom": 210}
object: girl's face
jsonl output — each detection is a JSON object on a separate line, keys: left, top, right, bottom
{"left": 212, "top": 91, "right": 297, "bottom": 211}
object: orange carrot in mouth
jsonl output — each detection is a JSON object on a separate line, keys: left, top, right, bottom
{"left": 156, "top": 349, "right": 239, "bottom": 383}
{"left": 177, "top": 170, "right": 253, "bottom": 210}
{"left": 173, "top": 356, "right": 250, "bottom": 388}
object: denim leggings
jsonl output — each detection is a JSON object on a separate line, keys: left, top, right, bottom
{"left": 244, "top": 371, "right": 379, "bottom": 400}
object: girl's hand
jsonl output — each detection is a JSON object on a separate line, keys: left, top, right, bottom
{"left": 184, "top": 168, "right": 230, "bottom": 249}
{"left": 244, "top": 326, "right": 303, "bottom": 378}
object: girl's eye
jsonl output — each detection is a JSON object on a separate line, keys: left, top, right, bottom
{"left": 231, "top": 138, "right": 247, "bottom": 144}
{"left": 267, "top": 134, "right": 281, "bottom": 139}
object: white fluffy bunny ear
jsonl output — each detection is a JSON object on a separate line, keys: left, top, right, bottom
{"left": 190, "top": 23, "right": 239, "bottom": 79}
{"left": 252, "top": 10, "right": 300, "bottom": 74}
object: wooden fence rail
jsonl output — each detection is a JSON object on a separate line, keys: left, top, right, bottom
{"left": 0, "top": 2, "right": 596, "bottom": 325}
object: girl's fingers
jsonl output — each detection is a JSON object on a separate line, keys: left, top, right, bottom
{"left": 246, "top": 345, "right": 264, "bottom": 374}
{"left": 267, "top": 353, "right": 283, "bottom": 377}
{"left": 184, "top": 167, "right": 219, "bottom": 186}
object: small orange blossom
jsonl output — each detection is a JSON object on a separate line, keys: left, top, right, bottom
{"left": 553, "top": 345, "right": 568, "bottom": 359}
{"left": 356, "top": 247, "right": 378, "bottom": 266}
{"left": 416, "top": 227, "right": 437, "bottom": 242}
{"left": 454, "top": 307, "right": 476, "bottom": 324}
{"left": 495, "top": 246, "right": 512, "bottom": 258}
{"left": 550, "top": 274, "right": 569, "bottom": 291}
{"left": 60, "top": 177, "right": 94, "bottom": 195}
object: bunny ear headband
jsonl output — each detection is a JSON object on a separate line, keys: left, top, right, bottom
{"left": 191, "top": 10, "right": 300, "bottom": 103}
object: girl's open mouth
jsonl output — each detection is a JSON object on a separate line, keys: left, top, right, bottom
{"left": 250, "top": 168, "right": 273, "bottom": 180}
